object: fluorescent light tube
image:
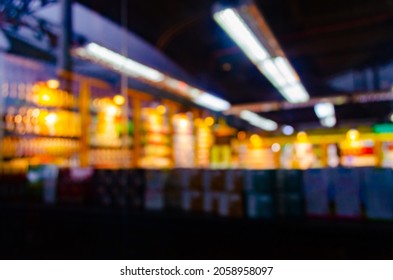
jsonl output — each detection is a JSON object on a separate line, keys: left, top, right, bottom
{"left": 214, "top": 8, "right": 270, "bottom": 63}
{"left": 314, "top": 102, "right": 335, "bottom": 119}
{"left": 274, "top": 57, "right": 299, "bottom": 84}
{"left": 240, "top": 110, "right": 278, "bottom": 131}
{"left": 320, "top": 116, "right": 336, "bottom": 127}
{"left": 75, "top": 42, "right": 231, "bottom": 112}
{"left": 280, "top": 83, "right": 309, "bottom": 103}
{"left": 75, "top": 42, "right": 165, "bottom": 82}
{"left": 213, "top": 5, "right": 310, "bottom": 103}
{"left": 282, "top": 125, "right": 294, "bottom": 135}
{"left": 257, "top": 59, "right": 287, "bottom": 88}
{"left": 194, "top": 92, "right": 231, "bottom": 111}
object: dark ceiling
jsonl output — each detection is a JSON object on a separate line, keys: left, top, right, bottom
{"left": 76, "top": 0, "right": 393, "bottom": 126}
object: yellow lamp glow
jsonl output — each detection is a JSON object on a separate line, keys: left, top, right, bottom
{"left": 45, "top": 113, "right": 58, "bottom": 125}
{"left": 113, "top": 95, "right": 125, "bottom": 106}
{"left": 237, "top": 131, "right": 246, "bottom": 141}
{"left": 271, "top": 143, "right": 281, "bottom": 152}
{"left": 46, "top": 79, "right": 60, "bottom": 89}
{"left": 156, "top": 105, "right": 167, "bottom": 114}
{"left": 204, "top": 116, "right": 215, "bottom": 127}
{"left": 250, "top": 134, "right": 262, "bottom": 147}
{"left": 194, "top": 118, "right": 202, "bottom": 126}
{"left": 296, "top": 131, "right": 308, "bottom": 143}
{"left": 40, "top": 93, "right": 51, "bottom": 102}
{"left": 178, "top": 118, "right": 188, "bottom": 129}
{"left": 346, "top": 129, "right": 360, "bottom": 141}
{"left": 106, "top": 105, "right": 118, "bottom": 116}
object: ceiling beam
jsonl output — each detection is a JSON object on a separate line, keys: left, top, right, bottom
{"left": 225, "top": 90, "right": 393, "bottom": 114}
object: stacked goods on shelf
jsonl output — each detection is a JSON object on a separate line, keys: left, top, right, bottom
{"left": 329, "top": 168, "right": 362, "bottom": 219}
{"left": 293, "top": 132, "right": 316, "bottom": 169}
{"left": 2, "top": 137, "right": 79, "bottom": 159}
{"left": 210, "top": 119, "right": 235, "bottom": 169}
{"left": 144, "top": 169, "right": 169, "bottom": 210}
{"left": 363, "top": 168, "right": 393, "bottom": 220}
{"left": 139, "top": 105, "right": 172, "bottom": 169}
{"left": 340, "top": 140, "right": 376, "bottom": 167}
{"left": 245, "top": 134, "right": 276, "bottom": 169}
{"left": 1, "top": 80, "right": 81, "bottom": 167}
{"left": 382, "top": 142, "right": 393, "bottom": 168}
{"left": 89, "top": 94, "right": 133, "bottom": 168}
{"left": 327, "top": 144, "right": 340, "bottom": 168}
{"left": 244, "top": 170, "right": 276, "bottom": 219}
{"left": 276, "top": 169, "right": 304, "bottom": 218}
{"left": 57, "top": 167, "right": 93, "bottom": 205}
{"left": 4, "top": 107, "right": 81, "bottom": 137}
{"left": 340, "top": 130, "right": 376, "bottom": 167}
{"left": 195, "top": 118, "right": 214, "bottom": 168}
{"left": 88, "top": 169, "right": 144, "bottom": 209}
{"left": 231, "top": 131, "right": 248, "bottom": 169}
{"left": 172, "top": 113, "right": 195, "bottom": 168}
{"left": 89, "top": 149, "right": 132, "bottom": 168}
{"left": 303, "top": 169, "right": 331, "bottom": 218}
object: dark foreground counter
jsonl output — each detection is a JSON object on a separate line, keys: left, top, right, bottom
{"left": 1, "top": 203, "right": 393, "bottom": 259}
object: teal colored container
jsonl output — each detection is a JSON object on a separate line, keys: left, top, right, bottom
{"left": 246, "top": 193, "right": 274, "bottom": 219}
{"left": 276, "top": 169, "right": 303, "bottom": 192}
{"left": 244, "top": 170, "right": 276, "bottom": 193}
{"left": 276, "top": 192, "right": 304, "bottom": 218}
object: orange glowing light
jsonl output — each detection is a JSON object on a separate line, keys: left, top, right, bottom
{"left": 46, "top": 79, "right": 60, "bottom": 89}
{"left": 250, "top": 134, "right": 262, "bottom": 147}
{"left": 204, "top": 117, "right": 214, "bottom": 127}
{"left": 296, "top": 131, "right": 309, "bottom": 143}
{"left": 346, "top": 129, "right": 360, "bottom": 141}
{"left": 113, "top": 95, "right": 125, "bottom": 106}
{"left": 45, "top": 113, "right": 58, "bottom": 125}
{"left": 156, "top": 105, "right": 167, "bottom": 114}
{"left": 32, "top": 109, "right": 40, "bottom": 117}
{"left": 237, "top": 131, "right": 246, "bottom": 141}
{"left": 194, "top": 118, "right": 202, "bottom": 126}
{"left": 41, "top": 93, "right": 51, "bottom": 102}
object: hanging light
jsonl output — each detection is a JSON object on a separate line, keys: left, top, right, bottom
{"left": 213, "top": 2, "right": 310, "bottom": 103}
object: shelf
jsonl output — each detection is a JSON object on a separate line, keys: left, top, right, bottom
{"left": 3, "top": 132, "right": 80, "bottom": 140}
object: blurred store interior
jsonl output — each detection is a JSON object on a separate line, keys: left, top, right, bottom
{"left": 1, "top": 0, "right": 393, "bottom": 259}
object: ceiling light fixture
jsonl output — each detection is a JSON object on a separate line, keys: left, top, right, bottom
{"left": 314, "top": 102, "right": 335, "bottom": 119}
{"left": 213, "top": 2, "right": 310, "bottom": 103}
{"left": 314, "top": 102, "right": 336, "bottom": 127}
{"left": 73, "top": 42, "right": 230, "bottom": 112}
{"left": 240, "top": 110, "right": 278, "bottom": 131}
{"left": 282, "top": 125, "right": 294, "bottom": 135}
